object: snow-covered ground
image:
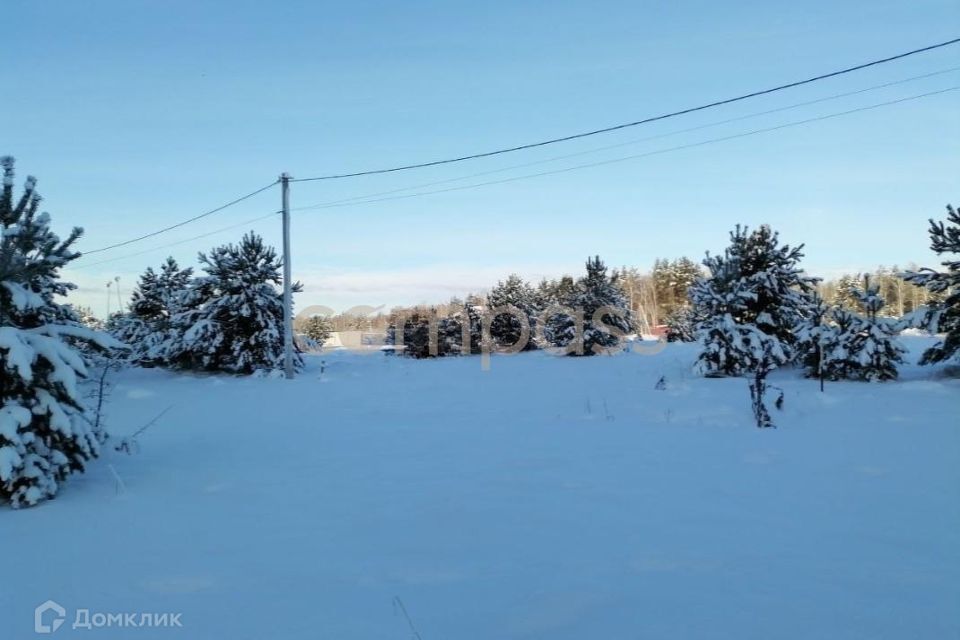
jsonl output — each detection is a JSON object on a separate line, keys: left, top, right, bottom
{"left": 3, "top": 337, "right": 958, "bottom": 639}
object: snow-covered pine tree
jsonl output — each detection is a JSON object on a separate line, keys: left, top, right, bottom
{"left": 691, "top": 225, "right": 817, "bottom": 376}
{"left": 156, "top": 256, "right": 193, "bottom": 320}
{"left": 664, "top": 305, "right": 699, "bottom": 342}
{"left": 440, "top": 302, "right": 484, "bottom": 355}
{"left": 402, "top": 312, "right": 436, "bottom": 359}
{"left": 0, "top": 157, "right": 117, "bottom": 507}
{"left": 109, "top": 267, "right": 158, "bottom": 362}
{"left": 653, "top": 257, "right": 702, "bottom": 319}
{"left": 130, "top": 265, "right": 163, "bottom": 318}
{"left": 820, "top": 305, "right": 860, "bottom": 380}
{"left": 800, "top": 282, "right": 905, "bottom": 382}
{"left": 301, "top": 315, "right": 332, "bottom": 349}
{"left": 833, "top": 274, "right": 863, "bottom": 312}
{"left": 903, "top": 204, "right": 960, "bottom": 364}
{"left": 487, "top": 274, "right": 540, "bottom": 350}
{"left": 845, "top": 280, "right": 906, "bottom": 381}
{"left": 690, "top": 257, "right": 781, "bottom": 377}
{"left": 385, "top": 308, "right": 442, "bottom": 358}
{"left": 163, "top": 232, "right": 302, "bottom": 374}
{"left": 546, "top": 256, "right": 632, "bottom": 355}
{"left": 71, "top": 305, "right": 104, "bottom": 332}
{"left": 111, "top": 257, "right": 193, "bottom": 366}
{"left": 536, "top": 276, "right": 575, "bottom": 306}
{"left": 795, "top": 292, "right": 837, "bottom": 379}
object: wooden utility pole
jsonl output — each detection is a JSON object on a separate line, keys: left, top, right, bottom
{"left": 281, "top": 173, "right": 294, "bottom": 379}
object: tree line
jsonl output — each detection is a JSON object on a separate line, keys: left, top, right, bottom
{"left": 383, "top": 257, "right": 632, "bottom": 358}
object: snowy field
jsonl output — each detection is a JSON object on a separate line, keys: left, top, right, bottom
{"left": 2, "top": 337, "right": 958, "bottom": 639}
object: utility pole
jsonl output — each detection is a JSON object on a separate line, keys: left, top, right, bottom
{"left": 114, "top": 276, "right": 123, "bottom": 312}
{"left": 281, "top": 173, "right": 295, "bottom": 379}
{"left": 105, "top": 281, "right": 112, "bottom": 318}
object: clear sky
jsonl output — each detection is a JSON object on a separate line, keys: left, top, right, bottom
{"left": 3, "top": 0, "right": 958, "bottom": 316}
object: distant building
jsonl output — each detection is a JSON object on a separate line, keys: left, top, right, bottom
{"left": 321, "top": 331, "right": 386, "bottom": 351}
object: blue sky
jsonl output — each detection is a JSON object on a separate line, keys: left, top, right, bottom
{"left": 3, "top": 0, "right": 958, "bottom": 315}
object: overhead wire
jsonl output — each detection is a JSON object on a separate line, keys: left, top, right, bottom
{"left": 291, "top": 67, "right": 960, "bottom": 212}
{"left": 72, "top": 211, "right": 281, "bottom": 269}
{"left": 70, "top": 38, "right": 960, "bottom": 261}
{"left": 290, "top": 38, "right": 960, "bottom": 182}
{"left": 80, "top": 180, "right": 278, "bottom": 255}
{"left": 291, "top": 87, "right": 959, "bottom": 211}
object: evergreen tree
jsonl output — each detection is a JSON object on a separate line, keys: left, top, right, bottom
{"left": 799, "top": 284, "right": 905, "bottom": 381}
{"left": 821, "top": 306, "right": 860, "bottom": 380}
{"left": 691, "top": 225, "right": 817, "bottom": 376}
{"left": 845, "top": 281, "right": 906, "bottom": 380}
{"left": 0, "top": 157, "right": 116, "bottom": 507}
{"left": 156, "top": 256, "right": 193, "bottom": 301}
{"left": 546, "top": 256, "right": 632, "bottom": 355}
{"left": 873, "top": 265, "right": 900, "bottom": 316}
{"left": 651, "top": 258, "right": 671, "bottom": 314}
{"left": 440, "top": 303, "right": 484, "bottom": 355}
{"left": 903, "top": 204, "right": 960, "bottom": 364}
{"left": 537, "top": 275, "right": 575, "bottom": 306}
{"left": 400, "top": 312, "right": 437, "bottom": 359}
{"left": 664, "top": 305, "right": 699, "bottom": 342}
{"left": 795, "top": 293, "right": 835, "bottom": 378}
{"left": 301, "top": 315, "right": 333, "bottom": 348}
{"left": 70, "top": 305, "right": 103, "bottom": 332}
{"left": 671, "top": 257, "right": 703, "bottom": 293}
{"left": 487, "top": 274, "right": 540, "bottom": 350}
{"left": 833, "top": 274, "right": 863, "bottom": 312}
{"left": 129, "top": 266, "right": 163, "bottom": 319}
{"left": 652, "top": 257, "right": 702, "bottom": 318}
{"left": 385, "top": 308, "right": 446, "bottom": 359}
{"left": 163, "top": 233, "right": 301, "bottom": 374}
{"left": 111, "top": 257, "right": 193, "bottom": 365}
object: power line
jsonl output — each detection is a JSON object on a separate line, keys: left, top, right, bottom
{"left": 291, "top": 86, "right": 958, "bottom": 210}
{"left": 291, "top": 37, "right": 960, "bottom": 182}
{"left": 292, "top": 67, "right": 960, "bottom": 211}
{"left": 70, "top": 39, "right": 960, "bottom": 260}
{"left": 80, "top": 180, "right": 278, "bottom": 255}
{"left": 72, "top": 211, "right": 280, "bottom": 270}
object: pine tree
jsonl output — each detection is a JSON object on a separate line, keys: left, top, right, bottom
{"left": 691, "top": 225, "right": 817, "bottom": 376}
{"left": 795, "top": 293, "right": 835, "bottom": 378}
{"left": 833, "top": 274, "right": 863, "bottom": 312}
{"left": 546, "top": 256, "right": 632, "bottom": 355}
{"left": 799, "top": 284, "right": 905, "bottom": 382}
{"left": 163, "top": 233, "right": 302, "bottom": 374}
{"left": 664, "top": 305, "right": 699, "bottom": 342}
{"left": 130, "top": 266, "right": 163, "bottom": 319}
{"left": 111, "top": 257, "right": 193, "bottom": 366}
{"left": 440, "top": 302, "right": 484, "bottom": 355}
{"left": 903, "top": 204, "right": 960, "bottom": 364}
{"left": 537, "top": 275, "right": 575, "bottom": 306}
{"left": 847, "top": 281, "right": 906, "bottom": 380}
{"left": 0, "top": 157, "right": 117, "bottom": 507}
{"left": 487, "top": 274, "right": 540, "bottom": 350}
{"left": 70, "top": 305, "right": 103, "bottom": 332}
{"left": 822, "top": 306, "right": 861, "bottom": 379}
{"left": 109, "top": 267, "right": 160, "bottom": 363}
{"left": 385, "top": 308, "right": 445, "bottom": 359}
{"left": 301, "top": 315, "right": 332, "bottom": 349}
{"left": 652, "top": 257, "right": 702, "bottom": 319}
